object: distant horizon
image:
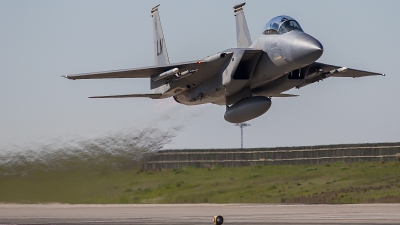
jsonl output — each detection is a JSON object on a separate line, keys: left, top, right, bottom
{"left": 159, "top": 141, "right": 400, "bottom": 151}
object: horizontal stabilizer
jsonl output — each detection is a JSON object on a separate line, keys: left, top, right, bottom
{"left": 270, "top": 93, "right": 299, "bottom": 98}
{"left": 89, "top": 93, "right": 162, "bottom": 99}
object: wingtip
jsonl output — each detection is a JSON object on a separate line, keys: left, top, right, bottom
{"left": 62, "top": 75, "right": 76, "bottom": 80}
{"left": 62, "top": 75, "right": 77, "bottom": 80}
{"left": 88, "top": 96, "right": 107, "bottom": 99}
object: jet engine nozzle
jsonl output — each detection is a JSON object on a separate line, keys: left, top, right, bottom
{"left": 291, "top": 33, "right": 323, "bottom": 66}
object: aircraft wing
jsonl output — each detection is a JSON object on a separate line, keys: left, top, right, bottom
{"left": 64, "top": 52, "right": 234, "bottom": 91}
{"left": 63, "top": 61, "right": 200, "bottom": 80}
{"left": 89, "top": 93, "right": 162, "bottom": 99}
{"left": 297, "top": 62, "right": 384, "bottom": 88}
{"left": 309, "top": 62, "right": 384, "bottom": 78}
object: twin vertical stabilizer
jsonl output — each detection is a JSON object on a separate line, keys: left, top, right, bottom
{"left": 151, "top": 5, "right": 170, "bottom": 66}
{"left": 233, "top": 2, "right": 252, "bottom": 48}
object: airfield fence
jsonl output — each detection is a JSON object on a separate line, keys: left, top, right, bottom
{"left": 146, "top": 142, "right": 400, "bottom": 169}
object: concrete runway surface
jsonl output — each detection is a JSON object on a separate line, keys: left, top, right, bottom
{"left": 0, "top": 203, "right": 399, "bottom": 224}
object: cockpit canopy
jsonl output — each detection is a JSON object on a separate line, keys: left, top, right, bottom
{"left": 263, "top": 15, "right": 303, "bottom": 35}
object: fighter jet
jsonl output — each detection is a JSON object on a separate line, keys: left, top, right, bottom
{"left": 63, "top": 2, "right": 384, "bottom": 123}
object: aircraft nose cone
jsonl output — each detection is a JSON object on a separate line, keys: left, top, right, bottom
{"left": 291, "top": 33, "right": 323, "bottom": 65}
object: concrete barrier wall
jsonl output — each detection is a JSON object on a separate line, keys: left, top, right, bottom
{"left": 146, "top": 142, "right": 400, "bottom": 169}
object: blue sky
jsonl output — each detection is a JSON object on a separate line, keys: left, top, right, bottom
{"left": 0, "top": 0, "right": 398, "bottom": 151}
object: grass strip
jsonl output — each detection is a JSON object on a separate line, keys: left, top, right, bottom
{"left": 0, "top": 161, "right": 399, "bottom": 204}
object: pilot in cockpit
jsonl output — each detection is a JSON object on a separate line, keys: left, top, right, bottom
{"left": 263, "top": 16, "right": 303, "bottom": 35}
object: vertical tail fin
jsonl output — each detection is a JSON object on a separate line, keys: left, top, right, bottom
{"left": 233, "top": 2, "right": 252, "bottom": 48}
{"left": 151, "top": 5, "right": 170, "bottom": 66}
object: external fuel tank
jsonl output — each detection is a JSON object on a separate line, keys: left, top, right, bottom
{"left": 224, "top": 96, "right": 272, "bottom": 123}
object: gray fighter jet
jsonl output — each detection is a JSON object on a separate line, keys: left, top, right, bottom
{"left": 64, "top": 3, "right": 384, "bottom": 123}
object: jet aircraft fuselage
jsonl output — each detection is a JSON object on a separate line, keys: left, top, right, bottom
{"left": 174, "top": 27, "right": 323, "bottom": 107}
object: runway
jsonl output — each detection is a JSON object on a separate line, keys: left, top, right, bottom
{"left": 0, "top": 203, "right": 399, "bottom": 224}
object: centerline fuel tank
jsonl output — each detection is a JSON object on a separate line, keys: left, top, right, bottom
{"left": 224, "top": 96, "right": 272, "bottom": 123}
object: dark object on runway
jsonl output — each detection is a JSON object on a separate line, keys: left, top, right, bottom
{"left": 213, "top": 215, "right": 224, "bottom": 225}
